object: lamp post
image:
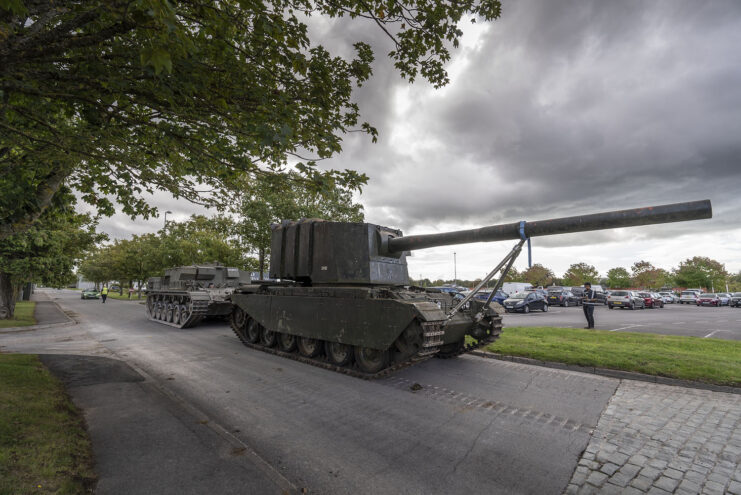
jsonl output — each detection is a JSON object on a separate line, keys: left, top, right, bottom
{"left": 163, "top": 210, "right": 173, "bottom": 231}
{"left": 453, "top": 252, "right": 457, "bottom": 287}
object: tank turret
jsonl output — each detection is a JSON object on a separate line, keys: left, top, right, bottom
{"left": 267, "top": 200, "right": 711, "bottom": 286}
{"left": 231, "top": 200, "right": 711, "bottom": 376}
{"left": 146, "top": 263, "right": 251, "bottom": 328}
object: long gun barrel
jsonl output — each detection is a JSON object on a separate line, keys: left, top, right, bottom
{"left": 387, "top": 199, "right": 712, "bottom": 253}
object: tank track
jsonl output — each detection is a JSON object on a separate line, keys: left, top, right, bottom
{"left": 435, "top": 314, "right": 504, "bottom": 359}
{"left": 229, "top": 312, "right": 502, "bottom": 378}
{"left": 146, "top": 294, "right": 210, "bottom": 329}
{"left": 230, "top": 315, "right": 448, "bottom": 379}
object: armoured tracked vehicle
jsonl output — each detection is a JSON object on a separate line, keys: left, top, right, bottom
{"left": 146, "top": 263, "right": 250, "bottom": 328}
{"left": 230, "top": 200, "right": 711, "bottom": 377}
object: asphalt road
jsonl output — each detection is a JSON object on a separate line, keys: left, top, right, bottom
{"left": 502, "top": 303, "right": 741, "bottom": 341}
{"left": 4, "top": 290, "right": 621, "bottom": 495}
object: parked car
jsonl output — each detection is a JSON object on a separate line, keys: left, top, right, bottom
{"left": 696, "top": 293, "right": 723, "bottom": 307}
{"left": 527, "top": 288, "right": 549, "bottom": 298}
{"left": 430, "top": 286, "right": 463, "bottom": 295}
{"left": 650, "top": 292, "right": 664, "bottom": 308}
{"left": 679, "top": 290, "right": 701, "bottom": 304}
{"left": 473, "top": 290, "right": 508, "bottom": 305}
{"left": 717, "top": 293, "right": 731, "bottom": 306}
{"left": 502, "top": 292, "right": 548, "bottom": 313}
{"left": 639, "top": 292, "right": 664, "bottom": 308}
{"left": 594, "top": 291, "right": 608, "bottom": 305}
{"left": 570, "top": 287, "right": 585, "bottom": 305}
{"left": 730, "top": 292, "right": 741, "bottom": 307}
{"left": 607, "top": 290, "right": 646, "bottom": 310}
{"left": 658, "top": 292, "right": 679, "bottom": 304}
{"left": 81, "top": 289, "right": 100, "bottom": 299}
{"left": 547, "top": 289, "right": 580, "bottom": 307}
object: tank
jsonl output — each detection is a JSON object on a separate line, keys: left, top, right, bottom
{"left": 146, "top": 263, "right": 251, "bottom": 328}
{"left": 230, "top": 200, "right": 712, "bottom": 376}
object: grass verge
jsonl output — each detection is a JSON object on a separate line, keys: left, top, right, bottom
{"left": 0, "top": 354, "right": 95, "bottom": 494}
{"left": 106, "top": 292, "right": 144, "bottom": 301}
{"left": 0, "top": 301, "right": 36, "bottom": 329}
{"left": 486, "top": 326, "right": 741, "bottom": 387}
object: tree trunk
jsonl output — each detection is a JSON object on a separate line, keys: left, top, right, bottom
{"left": 258, "top": 247, "right": 265, "bottom": 279}
{"left": 0, "top": 272, "right": 17, "bottom": 319}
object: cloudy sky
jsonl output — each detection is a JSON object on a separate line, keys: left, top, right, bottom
{"left": 99, "top": 0, "right": 741, "bottom": 282}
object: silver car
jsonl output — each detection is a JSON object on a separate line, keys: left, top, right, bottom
{"left": 607, "top": 290, "right": 646, "bottom": 310}
{"left": 658, "top": 292, "right": 679, "bottom": 304}
{"left": 679, "top": 290, "right": 701, "bottom": 304}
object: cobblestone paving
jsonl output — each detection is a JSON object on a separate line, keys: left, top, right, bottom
{"left": 565, "top": 380, "right": 741, "bottom": 494}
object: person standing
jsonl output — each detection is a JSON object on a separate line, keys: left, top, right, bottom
{"left": 101, "top": 286, "right": 108, "bottom": 304}
{"left": 582, "top": 282, "right": 597, "bottom": 329}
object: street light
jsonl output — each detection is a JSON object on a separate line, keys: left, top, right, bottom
{"left": 164, "top": 210, "right": 173, "bottom": 230}
{"left": 453, "top": 251, "right": 457, "bottom": 287}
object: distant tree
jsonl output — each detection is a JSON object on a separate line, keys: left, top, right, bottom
{"left": 673, "top": 257, "right": 728, "bottom": 291}
{"left": 606, "top": 267, "right": 631, "bottom": 288}
{"left": 562, "top": 263, "right": 600, "bottom": 287}
{"left": 630, "top": 261, "right": 672, "bottom": 289}
{"left": 0, "top": 190, "right": 102, "bottom": 318}
{"left": 522, "top": 264, "right": 554, "bottom": 288}
{"left": 232, "top": 172, "right": 364, "bottom": 276}
{"left": 728, "top": 271, "right": 741, "bottom": 292}
{"left": 502, "top": 267, "right": 522, "bottom": 283}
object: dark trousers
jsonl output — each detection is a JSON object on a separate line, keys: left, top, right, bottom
{"left": 583, "top": 304, "right": 594, "bottom": 328}
{"left": 101, "top": 294, "right": 107, "bottom": 303}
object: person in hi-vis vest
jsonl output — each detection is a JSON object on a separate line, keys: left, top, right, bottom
{"left": 101, "top": 286, "right": 108, "bottom": 304}
{"left": 582, "top": 282, "right": 597, "bottom": 329}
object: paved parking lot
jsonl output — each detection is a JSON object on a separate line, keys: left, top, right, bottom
{"left": 502, "top": 303, "right": 741, "bottom": 341}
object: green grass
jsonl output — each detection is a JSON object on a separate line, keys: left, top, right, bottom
{"left": 105, "top": 292, "right": 144, "bottom": 301}
{"left": 0, "top": 302, "right": 36, "bottom": 328}
{"left": 0, "top": 354, "right": 95, "bottom": 494}
{"left": 487, "top": 326, "right": 741, "bottom": 387}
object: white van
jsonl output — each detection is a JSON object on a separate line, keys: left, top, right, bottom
{"left": 502, "top": 282, "right": 533, "bottom": 295}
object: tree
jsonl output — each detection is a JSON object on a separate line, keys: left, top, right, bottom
{"left": 630, "top": 260, "right": 672, "bottom": 289}
{"left": 0, "top": 189, "right": 102, "bottom": 318}
{"left": 0, "top": 0, "right": 501, "bottom": 239}
{"left": 606, "top": 267, "right": 631, "bottom": 288}
{"left": 562, "top": 263, "right": 600, "bottom": 287}
{"left": 522, "top": 264, "right": 554, "bottom": 288}
{"left": 501, "top": 267, "right": 521, "bottom": 283}
{"left": 673, "top": 257, "right": 728, "bottom": 291}
{"left": 232, "top": 171, "right": 364, "bottom": 275}
{"left": 79, "top": 215, "right": 258, "bottom": 296}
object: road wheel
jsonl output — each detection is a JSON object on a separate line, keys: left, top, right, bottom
{"left": 174, "top": 305, "right": 182, "bottom": 325}
{"left": 278, "top": 333, "right": 297, "bottom": 352}
{"left": 297, "top": 337, "right": 322, "bottom": 358}
{"left": 524, "top": 305, "right": 530, "bottom": 314}
{"left": 543, "top": 304, "right": 549, "bottom": 312}
{"left": 245, "top": 318, "right": 261, "bottom": 343}
{"left": 261, "top": 327, "right": 277, "bottom": 347}
{"left": 354, "top": 346, "right": 390, "bottom": 374}
{"left": 180, "top": 305, "right": 190, "bottom": 323}
{"left": 325, "top": 341, "right": 354, "bottom": 366}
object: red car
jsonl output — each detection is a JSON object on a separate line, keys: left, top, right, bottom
{"left": 697, "top": 293, "right": 722, "bottom": 307}
{"left": 638, "top": 292, "right": 663, "bottom": 308}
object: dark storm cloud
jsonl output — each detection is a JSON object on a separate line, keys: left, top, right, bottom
{"left": 315, "top": 0, "right": 741, "bottom": 240}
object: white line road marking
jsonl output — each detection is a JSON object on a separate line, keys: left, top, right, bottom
{"left": 609, "top": 324, "right": 644, "bottom": 332}
{"left": 704, "top": 329, "right": 725, "bottom": 338}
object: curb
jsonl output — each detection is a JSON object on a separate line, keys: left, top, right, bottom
{"left": 0, "top": 300, "right": 77, "bottom": 334}
{"left": 470, "top": 350, "right": 740, "bottom": 395}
